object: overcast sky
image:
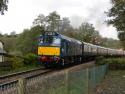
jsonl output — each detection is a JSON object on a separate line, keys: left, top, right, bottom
{"left": 0, "top": 0, "right": 118, "bottom": 39}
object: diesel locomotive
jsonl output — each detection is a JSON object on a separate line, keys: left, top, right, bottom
{"left": 38, "top": 31, "right": 125, "bottom": 67}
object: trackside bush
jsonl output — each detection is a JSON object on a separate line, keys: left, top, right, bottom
{"left": 95, "top": 56, "right": 105, "bottom": 65}
{"left": 96, "top": 57, "right": 125, "bottom": 70}
{"left": 9, "top": 56, "right": 24, "bottom": 69}
{"left": 23, "top": 53, "right": 38, "bottom": 66}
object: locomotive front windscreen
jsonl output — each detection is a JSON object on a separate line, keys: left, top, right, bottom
{"left": 39, "top": 35, "right": 61, "bottom": 46}
{"left": 38, "top": 35, "right": 61, "bottom": 56}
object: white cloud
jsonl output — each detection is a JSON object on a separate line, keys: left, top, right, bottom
{"left": 99, "top": 25, "right": 118, "bottom": 39}
{"left": 0, "top": 0, "right": 118, "bottom": 39}
{"left": 70, "top": 15, "right": 84, "bottom": 28}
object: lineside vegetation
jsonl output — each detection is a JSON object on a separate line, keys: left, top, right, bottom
{"left": 96, "top": 57, "right": 125, "bottom": 70}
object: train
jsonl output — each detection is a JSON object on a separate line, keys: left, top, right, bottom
{"left": 38, "top": 31, "right": 125, "bottom": 67}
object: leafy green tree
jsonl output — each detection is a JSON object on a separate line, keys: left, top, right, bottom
{"left": 46, "top": 11, "right": 60, "bottom": 31}
{"left": 59, "top": 17, "right": 71, "bottom": 32}
{"left": 107, "top": 0, "right": 125, "bottom": 49}
{"left": 0, "top": 26, "right": 44, "bottom": 56}
{"left": 33, "top": 14, "right": 47, "bottom": 30}
{"left": 107, "top": 0, "right": 125, "bottom": 31}
{"left": 0, "top": 0, "right": 8, "bottom": 15}
{"left": 118, "top": 31, "right": 125, "bottom": 48}
{"left": 17, "top": 25, "right": 44, "bottom": 55}
{"left": 62, "top": 29, "right": 77, "bottom": 39}
{"left": 77, "top": 22, "right": 101, "bottom": 44}
{"left": 33, "top": 11, "right": 61, "bottom": 32}
{"left": 61, "top": 22, "right": 102, "bottom": 45}
{"left": 101, "top": 38, "right": 122, "bottom": 49}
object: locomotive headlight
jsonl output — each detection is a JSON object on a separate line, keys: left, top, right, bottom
{"left": 41, "top": 56, "right": 47, "bottom": 62}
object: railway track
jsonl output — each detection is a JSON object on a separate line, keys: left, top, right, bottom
{"left": 0, "top": 61, "right": 95, "bottom": 84}
{"left": 0, "top": 61, "right": 95, "bottom": 94}
{"left": 0, "top": 68, "right": 53, "bottom": 93}
{"left": 0, "top": 67, "right": 51, "bottom": 84}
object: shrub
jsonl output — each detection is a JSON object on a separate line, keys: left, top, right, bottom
{"left": 95, "top": 56, "right": 105, "bottom": 65}
{"left": 96, "top": 57, "right": 125, "bottom": 70}
{"left": 23, "top": 53, "right": 38, "bottom": 66}
{"left": 9, "top": 56, "right": 24, "bottom": 69}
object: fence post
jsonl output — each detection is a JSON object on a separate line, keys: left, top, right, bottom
{"left": 86, "top": 68, "right": 89, "bottom": 94}
{"left": 18, "top": 78, "right": 26, "bottom": 94}
{"left": 93, "top": 66, "right": 96, "bottom": 88}
{"left": 65, "top": 70, "right": 69, "bottom": 94}
{"left": 106, "top": 64, "right": 109, "bottom": 74}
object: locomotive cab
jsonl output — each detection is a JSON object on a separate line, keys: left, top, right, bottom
{"left": 38, "top": 32, "right": 62, "bottom": 67}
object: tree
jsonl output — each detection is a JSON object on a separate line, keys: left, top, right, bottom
{"left": 107, "top": 0, "right": 125, "bottom": 31}
{"left": 46, "top": 11, "right": 60, "bottom": 31}
{"left": 62, "top": 27, "right": 77, "bottom": 39}
{"left": 61, "top": 22, "right": 102, "bottom": 45}
{"left": 101, "top": 37, "right": 122, "bottom": 49}
{"left": 33, "top": 11, "right": 61, "bottom": 32}
{"left": 17, "top": 25, "right": 44, "bottom": 55}
{"left": 107, "top": 0, "right": 125, "bottom": 49}
{"left": 118, "top": 31, "right": 125, "bottom": 48}
{"left": 59, "top": 17, "right": 71, "bottom": 32}
{"left": 0, "top": 0, "right": 8, "bottom": 15}
{"left": 33, "top": 14, "right": 47, "bottom": 30}
{"left": 78, "top": 22, "right": 101, "bottom": 44}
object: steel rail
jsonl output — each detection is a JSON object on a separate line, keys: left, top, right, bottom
{"left": 0, "top": 67, "right": 45, "bottom": 79}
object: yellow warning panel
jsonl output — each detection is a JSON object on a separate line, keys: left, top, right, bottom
{"left": 38, "top": 47, "right": 60, "bottom": 56}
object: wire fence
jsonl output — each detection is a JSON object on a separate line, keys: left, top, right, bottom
{"left": 0, "top": 64, "right": 108, "bottom": 94}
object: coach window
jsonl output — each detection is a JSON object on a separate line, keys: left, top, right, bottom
{"left": 84, "top": 45, "right": 86, "bottom": 52}
{"left": 85, "top": 45, "right": 88, "bottom": 52}
{"left": 89, "top": 46, "right": 91, "bottom": 52}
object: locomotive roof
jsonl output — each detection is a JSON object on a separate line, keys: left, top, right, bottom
{"left": 40, "top": 31, "right": 82, "bottom": 44}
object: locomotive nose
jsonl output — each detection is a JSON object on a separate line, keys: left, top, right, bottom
{"left": 40, "top": 56, "right": 60, "bottom": 63}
